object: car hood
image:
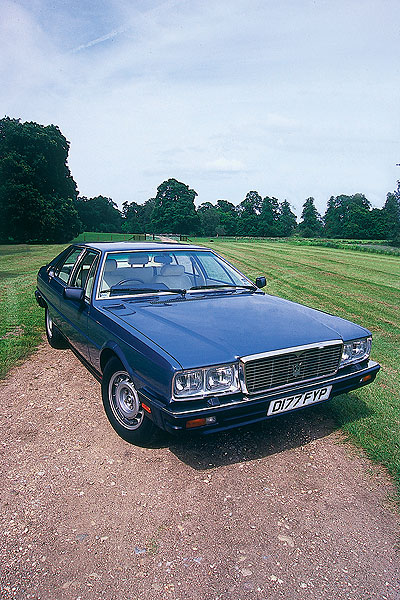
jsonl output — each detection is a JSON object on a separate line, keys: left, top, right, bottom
{"left": 103, "top": 292, "right": 370, "bottom": 369}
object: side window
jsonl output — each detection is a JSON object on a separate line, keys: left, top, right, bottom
{"left": 71, "top": 251, "right": 98, "bottom": 290}
{"left": 55, "top": 248, "right": 83, "bottom": 283}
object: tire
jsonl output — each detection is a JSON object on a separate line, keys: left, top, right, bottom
{"left": 101, "top": 357, "right": 159, "bottom": 445}
{"left": 45, "top": 307, "right": 69, "bottom": 349}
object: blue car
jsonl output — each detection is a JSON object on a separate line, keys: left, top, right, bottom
{"left": 35, "top": 242, "right": 380, "bottom": 445}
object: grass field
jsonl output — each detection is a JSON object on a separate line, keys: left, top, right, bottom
{"left": 1, "top": 238, "right": 399, "bottom": 491}
{"left": 192, "top": 237, "right": 400, "bottom": 492}
{"left": 205, "top": 236, "right": 400, "bottom": 256}
{"left": 0, "top": 243, "right": 67, "bottom": 378}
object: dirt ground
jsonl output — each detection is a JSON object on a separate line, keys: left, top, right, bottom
{"left": 0, "top": 343, "right": 399, "bottom": 600}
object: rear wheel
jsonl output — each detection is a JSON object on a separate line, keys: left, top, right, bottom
{"left": 101, "top": 357, "right": 159, "bottom": 445}
{"left": 45, "top": 308, "right": 69, "bottom": 349}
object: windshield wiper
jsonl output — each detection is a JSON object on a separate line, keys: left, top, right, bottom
{"left": 189, "top": 284, "right": 257, "bottom": 292}
{"left": 107, "top": 287, "right": 187, "bottom": 297}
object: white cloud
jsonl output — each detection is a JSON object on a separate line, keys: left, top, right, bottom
{"left": 70, "top": 27, "right": 128, "bottom": 54}
{"left": 205, "top": 158, "right": 245, "bottom": 173}
{"left": 0, "top": 2, "right": 64, "bottom": 97}
{"left": 1, "top": 0, "right": 399, "bottom": 215}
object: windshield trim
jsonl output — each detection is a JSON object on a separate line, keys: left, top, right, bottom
{"left": 94, "top": 248, "right": 254, "bottom": 301}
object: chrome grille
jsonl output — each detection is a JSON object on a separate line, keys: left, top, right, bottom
{"left": 243, "top": 343, "right": 343, "bottom": 394}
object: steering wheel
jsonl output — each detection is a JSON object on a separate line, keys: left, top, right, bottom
{"left": 113, "top": 278, "right": 145, "bottom": 287}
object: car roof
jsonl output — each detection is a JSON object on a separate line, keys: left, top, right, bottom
{"left": 75, "top": 242, "right": 208, "bottom": 252}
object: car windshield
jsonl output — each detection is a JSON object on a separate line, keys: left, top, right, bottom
{"left": 98, "top": 249, "right": 254, "bottom": 298}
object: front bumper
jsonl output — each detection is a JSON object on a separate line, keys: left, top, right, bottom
{"left": 141, "top": 360, "right": 380, "bottom": 435}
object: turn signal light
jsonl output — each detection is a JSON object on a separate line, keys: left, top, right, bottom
{"left": 360, "top": 374, "right": 372, "bottom": 383}
{"left": 142, "top": 403, "right": 151, "bottom": 413}
{"left": 186, "top": 418, "right": 207, "bottom": 429}
{"left": 185, "top": 416, "right": 217, "bottom": 429}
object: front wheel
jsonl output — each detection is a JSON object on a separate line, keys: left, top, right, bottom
{"left": 45, "top": 308, "right": 69, "bottom": 349}
{"left": 101, "top": 358, "right": 159, "bottom": 445}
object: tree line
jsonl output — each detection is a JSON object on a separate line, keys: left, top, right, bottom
{"left": 1, "top": 117, "right": 399, "bottom": 245}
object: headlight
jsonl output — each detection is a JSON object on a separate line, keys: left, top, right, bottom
{"left": 340, "top": 337, "right": 372, "bottom": 367}
{"left": 173, "top": 364, "right": 240, "bottom": 399}
{"left": 206, "top": 365, "right": 236, "bottom": 391}
{"left": 174, "top": 370, "right": 203, "bottom": 396}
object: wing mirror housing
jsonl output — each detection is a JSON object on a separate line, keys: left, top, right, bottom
{"left": 255, "top": 276, "right": 266, "bottom": 289}
{"left": 64, "top": 287, "right": 84, "bottom": 301}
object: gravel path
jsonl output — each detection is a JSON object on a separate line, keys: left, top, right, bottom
{"left": 1, "top": 343, "right": 399, "bottom": 600}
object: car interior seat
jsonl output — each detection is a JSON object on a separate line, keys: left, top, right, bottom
{"left": 127, "top": 253, "right": 154, "bottom": 283}
{"left": 154, "top": 264, "right": 192, "bottom": 289}
{"left": 102, "top": 258, "right": 118, "bottom": 288}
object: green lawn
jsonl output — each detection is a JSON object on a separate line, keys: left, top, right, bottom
{"left": 0, "top": 243, "right": 67, "bottom": 378}
{"left": 1, "top": 238, "right": 399, "bottom": 491}
{"left": 192, "top": 237, "right": 400, "bottom": 491}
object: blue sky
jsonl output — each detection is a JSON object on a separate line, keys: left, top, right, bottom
{"left": 1, "top": 0, "right": 399, "bottom": 215}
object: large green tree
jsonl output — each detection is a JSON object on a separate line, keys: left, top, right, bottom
{"left": 323, "top": 193, "right": 372, "bottom": 239}
{"left": 198, "top": 202, "right": 220, "bottom": 236}
{"left": 259, "top": 196, "right": 281, "bottom": 236}
{"left": 383, "top": 182, "right": 400, "bottom": 244}
{"left": 121, "top": 201, "right": 146, "bottom": 233}
{"left": 215, "top": 200, "right": 238, "bottom": 235}
{"left": 298, "top": 197, "right": 323, "bottom": 237}
{"left": 237, "top": 191, "right": 263, "bottom": 235}
{"left": 278, "top": 200, "right": 297, "bottom": 236}
{"left": 366, "top": 208, "right": 387, "bottom": 239}
{"left": 142, "top": 198, "right": 157, "bottom": 233}
{"left": 0, "top": 117, "right": 81, "bottom": 243}
{"left": 75, "top": 195, "right": 122, "bottom": 232}
{"left": 151, "top": 179, "right": 199, "bottom": 234}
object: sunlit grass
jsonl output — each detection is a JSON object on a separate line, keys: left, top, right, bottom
{"left": 193, "top": 237, "right": 400, "bottom": 491}
{"left": 0, "top": 243, "right": 67, "bottom": 378}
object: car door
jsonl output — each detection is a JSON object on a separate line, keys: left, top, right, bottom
{"left": 58, "top": 249, "right": 99, "bottom": 362}
{"left": 44, "top": 246, "right": 84, "bottom": 323}
{"left": 82, "top": 253, "right": 103, "bottom": 368}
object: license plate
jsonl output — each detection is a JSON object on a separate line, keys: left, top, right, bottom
{"left": 267, "top": 385, "right": 332, "bottom": 416}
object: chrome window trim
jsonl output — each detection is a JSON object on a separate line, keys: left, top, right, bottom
{"left": 70, "top": 248, "right": 100, "bottom": 288}
{"left": 240, "top": 339, "right": 343, "bottom": 395}
{"left": 82, "top": 251, "right": 101, "bottom": 303}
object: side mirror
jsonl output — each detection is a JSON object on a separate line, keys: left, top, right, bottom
{"left": 64, "top": 287, "right": 84, "bottom": 301}
{"left": 255, "top": 276, "right": 266, "bottom": 289}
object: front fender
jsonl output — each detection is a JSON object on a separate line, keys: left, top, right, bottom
{"left": 100, "top": 341, "right": 135, "bottom": 379}
{"left": 99, "top": 340, "right": 174, "bottom": 403}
